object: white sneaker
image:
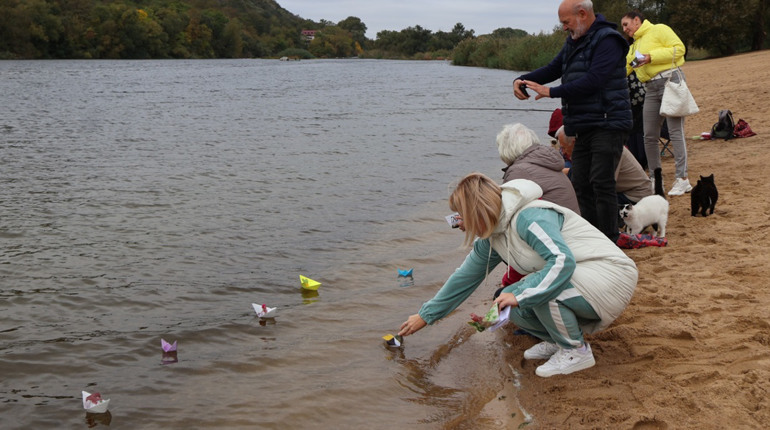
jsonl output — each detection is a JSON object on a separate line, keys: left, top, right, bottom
{"left": 667, "top": 178, "right": 692, "bottom": 196}
{"left": 535, "top": 343, "right": 596, "bottom": 377}
{"left": 523, "top": 341, "right": 559, "bottom": 360}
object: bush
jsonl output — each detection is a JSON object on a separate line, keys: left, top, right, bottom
{"left": 275, "top": 48, "right": 314, "bottom": 59}
{"left": 453, "top": 31, "right": 564, "bottom": 72}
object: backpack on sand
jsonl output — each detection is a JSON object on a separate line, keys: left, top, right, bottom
{"left": 711, "top": 109, "right": 735, "bottom": 140}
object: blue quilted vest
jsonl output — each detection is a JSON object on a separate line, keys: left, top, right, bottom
{"left": 561, "top": 24, "right": 632, "bottom": 135}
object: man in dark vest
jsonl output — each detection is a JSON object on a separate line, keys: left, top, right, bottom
{"left": 513, "top": 0, "right": 631, "bottom": 244}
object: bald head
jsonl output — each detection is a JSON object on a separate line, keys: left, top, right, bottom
{"left": 558, "top": 0, "right": 595, "bottom": 39}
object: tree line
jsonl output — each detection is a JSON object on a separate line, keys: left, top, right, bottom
{"left": 0, "top": 0, "right": 315, "bottom": 59}
{"left": 0, "top": 0, "right": 767, "bottom": 63}
{"left": 454, "top": 0, "right": 770, "bottom": 70}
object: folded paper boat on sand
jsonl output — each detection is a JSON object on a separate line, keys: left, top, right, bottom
{"left": 299, "top": 275, "right": 321, "bottom": 291}
{"left": 252, "top": 303, "right": 277, "bottom": 318}
{"left": 82, "top": 391, "right": 110, "bottom": 414}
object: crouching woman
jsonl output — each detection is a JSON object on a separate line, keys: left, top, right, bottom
{"left": 399, "top": 173, "right": 638, "bottom": 377}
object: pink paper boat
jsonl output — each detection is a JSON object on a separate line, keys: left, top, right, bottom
{"left": 161, "top": 338, "right": 177, "bottom": 352}
{"left": 82, "top": 390, "right": 110, "bottom": 414}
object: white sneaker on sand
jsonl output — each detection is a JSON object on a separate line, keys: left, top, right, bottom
{"left": 668, "top": 178, "right": 692, "bottom": 196}
{"left": 535, "top": 343, "right": 596, "bottom": 377}
{"left": 523, "top": 342, "right": 559, "bottom": 360}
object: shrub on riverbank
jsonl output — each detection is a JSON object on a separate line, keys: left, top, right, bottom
{"left": 453, "top": 32, "right": 564, "bottom": 72}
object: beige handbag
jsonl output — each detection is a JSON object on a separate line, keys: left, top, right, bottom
{"left": 659, "top": 47, "right": 699, "bottom": 117}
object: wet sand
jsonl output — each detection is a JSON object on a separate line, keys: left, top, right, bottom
{"left": 496, "top": 50, "right": 770, "bottom": 428}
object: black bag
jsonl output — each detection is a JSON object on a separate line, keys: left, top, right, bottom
{"left": 711, "top": 109, "right": 735, "bottom": 140}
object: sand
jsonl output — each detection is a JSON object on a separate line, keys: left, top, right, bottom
{"left": 501, "top": 50, "right": 770, "bottom": 429}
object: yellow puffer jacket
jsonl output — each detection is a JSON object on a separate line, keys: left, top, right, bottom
{"left": 625, "top": 20, "right": 685, "bottom": 82}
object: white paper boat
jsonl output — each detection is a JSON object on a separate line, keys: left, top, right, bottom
{"left": 488, "top": 306, "right": 511, "bottom": 332}
{"left": 82, "top": 390, "right": 110, "bottom": 413}
{"left": 252, "top": 303, "right": 277, "bottom": 318}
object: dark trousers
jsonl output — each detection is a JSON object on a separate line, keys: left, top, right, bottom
{"left": 571, "top": 128, "right": 627, "bottom": 242}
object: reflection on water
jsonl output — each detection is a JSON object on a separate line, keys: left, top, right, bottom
{"left": 300, "top": 289, "right": 320, "bottom": 304}
{"left": 398, "top": 273, "right": 416, "bottom": 288}
{"left": 161, "top": 351, "right": 178, "bottom": 365}
{"left": 0, "top": 59, "right": 554, "bottom": 429}
{"left": 85, "top": 411, "right": 112, "bottom": 428}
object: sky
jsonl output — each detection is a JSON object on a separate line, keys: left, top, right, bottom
{"left": 277, "top": 1, "right": 565, "bottom": 39}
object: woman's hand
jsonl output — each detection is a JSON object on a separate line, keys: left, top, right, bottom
{"left": 399, "top": 314, "right": 427, "bottom": 336}
{"left": 455, "top": 215, "right": 466, "bottom": 232}
{"left": 494, "top": 292, "right": 519, "bottom": 309}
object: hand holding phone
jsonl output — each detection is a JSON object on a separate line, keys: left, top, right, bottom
{"left": 519, "top": 82, "right": 529, "bottom": 97}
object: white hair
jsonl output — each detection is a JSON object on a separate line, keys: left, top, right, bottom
{"left": 577, "top": 0, "right": 594, "bottom": 13}
{"left": 496, "top": 123, "right": 540, "bottom": 166}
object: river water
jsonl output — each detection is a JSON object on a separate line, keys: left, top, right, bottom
{"left": 0, "top": 59, "right": 558, "bottom": 429}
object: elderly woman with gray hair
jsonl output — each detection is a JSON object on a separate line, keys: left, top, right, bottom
{"left": 497, "top": 123, "right": 580, "bottom": 214}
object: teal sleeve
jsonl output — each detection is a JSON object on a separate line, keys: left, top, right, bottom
{"left": 501, "top": 208, "right": 576, "bottom": 308}
{"left": 417, "top": 238, "right": 503, "bottom": 324}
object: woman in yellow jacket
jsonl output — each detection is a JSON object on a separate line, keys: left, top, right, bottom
{"left": 621, "top": 12, "right": 691, "bottom": 196}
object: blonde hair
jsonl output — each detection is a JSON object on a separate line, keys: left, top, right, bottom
{"left": 496, "top": 123, "right": 541, "bottom": 166}
{"left": 449, "top": 173, "right": 502, "bottom": 246}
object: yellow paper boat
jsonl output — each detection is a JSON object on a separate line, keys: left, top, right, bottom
{"left": 382, "top": 334, "right": 403, "bottom": 347}
{"left": 299, "top": 275, "right": 321, "bottom": 291}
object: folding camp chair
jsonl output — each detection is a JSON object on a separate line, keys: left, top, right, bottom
{"left": 659, "top": 119, "right": 673, "bottom": 157}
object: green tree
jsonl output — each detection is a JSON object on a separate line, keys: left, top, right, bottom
{"left": 308, "top": 26, "right": 354, "bottom": 57}
{"left": 398, "top": 25, "right": 432, "bottom": 55}
{"left": 155, "top": 5, "right": 191, "bottom": 58}
{"left": 749, "top": 0, "right": 769, "bottom": 50}
{"left": 427, "top": 30, "right": 455, "bottom": 51}
{"left": 449, "top": 22, "right": 474, "bottom": 43}
{"left": 184, "top": 10, "right": 214, "bottom": 58}
{"left": 3, "top": 0, "right": 64, "bottom": 58}
{"left": 490, "top": 27, "right": 529, "bottom": 39}
{"left": 221, "top": 17, "right": 244, "bottom": 58}
{"left": 201, "top": 9, "right": 229, "bottom": 56}
{"left": 338, "top": 16, "right": 367, "bottom": 49}
{"left": 667, "top": 0, "right": 750, "bottom": 56}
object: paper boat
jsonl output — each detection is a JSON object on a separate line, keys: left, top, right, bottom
{"left": 382, "top": 334, "right": 403, "bottom": 347}
{"left": 467, "top": 304, "right": 511, "bottom": 333}
{"left": 82, "top": 391, "right": 110, "bottom": 414}
{"left": 161, "top": 338, "right": 177, "bottom": 352}
{"left": 299, "top": 275, "right": 321, "bottom": 291}
{"left": 252, "top": 303, "right": 277, "bottom": 318}
{"left": 397, "top": 268, "right": 413, "bottom": 277}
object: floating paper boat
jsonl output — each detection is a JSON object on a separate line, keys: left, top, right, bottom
{"left": 252, "top": 303, "right": 277, "bottom": 318}
{"left": 82, "top": 391, "right": 110, "bottom": 414}
{"left": 397, "top": 268, "right": 413, "bottom": 277}
{"left": 382, "top": 334, "right": 403, "bottom": 347}
{"left": 161, "top": 338, "right": 177, "bottom": 352}
{"left": 299, "top": 275, "right": 321, "bottom": 291}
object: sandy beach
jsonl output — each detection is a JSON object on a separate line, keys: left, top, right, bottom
{"left": 497, "top": 50, "right": 770, "bottom": 428}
